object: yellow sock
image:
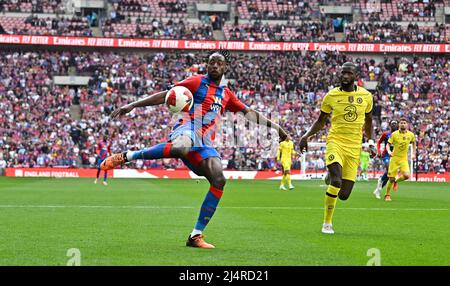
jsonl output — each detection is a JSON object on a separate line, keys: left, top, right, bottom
{"left": 280, "top": 175, "right": 286, "bottom": 187}
{"left": 386, "top": 180, "right": 392, "bottom": 196}
{"left": 286, "top": 174, "right": 291, "bottom": 186}
{"left": 324, "top": 185, "right": 340, "bottom": 224}
{"left": 395, "top": 175, "right": 407, "bottom": 183}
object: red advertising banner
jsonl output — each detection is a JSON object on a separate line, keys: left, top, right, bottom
{"left": 0, "top": 34, "right": 449, "bottom": 53}
{"left": 4, "top": 168, "right": 450, "bottom": 182}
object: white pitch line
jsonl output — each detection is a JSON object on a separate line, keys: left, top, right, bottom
{"left": 0, "top": 205, "right": 448, "bottom": 211}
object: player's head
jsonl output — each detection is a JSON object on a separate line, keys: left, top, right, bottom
{"left": 390, "top": 120, "right": 399, "bottom": 132}
{"left": 207, "top": 49, "right": 230, "bottom": 82}
{"left": 399, "top": 117, "right": 408, "bottom": 131}
{"left": 340, "top": 62, "right": 357, "bottom": 88}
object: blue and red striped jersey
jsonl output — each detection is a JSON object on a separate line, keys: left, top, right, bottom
{"left": 97, "top": 141, "right": 111, "bottom": 160}
{"left": 172, "top": 74, "right": 247, "bottom": 144}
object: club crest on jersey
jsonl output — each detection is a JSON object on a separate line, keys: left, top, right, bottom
{"left": 210, "top": 96, "right": 222, "bottom": 113}
{"left": 348, "top": 96, "right": 354, "bottom": 103}
{"left": 357, "top": 97, "right": 363, "bottom": 104}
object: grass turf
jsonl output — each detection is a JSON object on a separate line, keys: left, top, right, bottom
{"left": 0, "top": 177, "right": 449, "bottom": 266}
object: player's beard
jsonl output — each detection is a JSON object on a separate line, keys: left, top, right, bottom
{"left": 209, "top": 72, "right": 223, "bottom": 82}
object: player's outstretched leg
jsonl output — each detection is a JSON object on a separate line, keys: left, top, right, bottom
{"left": 186, "top": 157, "right": 225, "bottom": 249}
{"left": 101, "top": 137, "right": 193, "bottom": 170}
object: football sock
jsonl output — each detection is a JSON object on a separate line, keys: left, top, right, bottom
{"left": 324, "top": 185, "right": 340, "bottom": 224}
{"left": 194, "top": 186, "right": 223, "bottom": 233}
{"left": 96, "top": 168, "right": 101, "bottom": 179}
{"left": 386, "top": 180, "right": 392, "bottom": 196}
{"left": 395, "top": 175, "right": 407, "bottom": 183}
{"left": 190, "top": 229, "right": 203, "bottom": 238}
{"left": 280, "top": 175, "right": 286, "bottom": 187}
{"left": 381, "top": 172, "right": 389, "bottom": 188}
{"left": 126, "top": 143, "right": 173, "bottom": 161}
{"left": 103, "top": 170, "right": 108, "bottom": 181}
{"left": 286, "top": 174, "right": 292, "bottom": 186}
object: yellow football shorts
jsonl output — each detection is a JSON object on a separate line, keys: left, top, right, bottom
{"left": 325, "top": 141, "right": 360, "bottom": 182}
{"left": 281, "top": 160, "right": 291, "bottom": 172}
{"left": 388, "top": 157, "right": 410, "bottom": 177}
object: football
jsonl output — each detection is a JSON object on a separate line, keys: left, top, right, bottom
{"left": 165, "top": 86, "right": 193, "bottom": 113}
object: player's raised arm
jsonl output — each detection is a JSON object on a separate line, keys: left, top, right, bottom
{"left": 242, "top": 107, "right": 288, "bottom": 141}
{"left": 110, "top": 90, "right": 168, "bottom": 119}
{"left": 299, "top": 111, "right": 329, "bottom": 153}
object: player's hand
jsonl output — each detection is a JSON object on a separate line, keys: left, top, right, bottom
{"left": 299, "top": 136, "right": 308, "bottom": 154}
{"left": 110, "top": 104, "right": 134, "bottom": 119}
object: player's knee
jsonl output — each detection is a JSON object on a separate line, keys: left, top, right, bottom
{"left": 212, "top": 175, "right": 226, "bottom": 190}
{"left": 330, "top": 177, "right": 342, "bottom": 188}
{"left": 284, "top": 170, "right": 290, "bottom": 175}
{"left": 389, "top": 177, "right": 395, "bottom": 183}
{"left": 338, "top": 191, "right": 350, "bottom": 200}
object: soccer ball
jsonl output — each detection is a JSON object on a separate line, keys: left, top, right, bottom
{"left": 165, "top": 86, "right": 193, "bottom": 113}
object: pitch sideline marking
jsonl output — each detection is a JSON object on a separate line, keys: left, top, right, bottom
{"left": 0, "top": 205, "right": 448, "bottom": 211}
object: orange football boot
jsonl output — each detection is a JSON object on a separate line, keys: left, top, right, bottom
{"left": 186, "top": 234, "right": 215, "bottom": 249}
{"left": 100, "top": 153, "right": 126, "bottom": 170}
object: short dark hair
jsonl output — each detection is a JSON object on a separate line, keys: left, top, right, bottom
{"left": 399, "top": 117, "right": 408, "bottom": 123}
{"left": 208, "top": 49, "right": 231, "bottom": 64}
{"left": 341, "top": 62, "right": 356, "bottom": 70}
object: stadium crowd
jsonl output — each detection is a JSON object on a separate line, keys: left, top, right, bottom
{"left": 344, "top": 22, "right": 448, "bottom": 43}
{"left": 0, "top": 50, "right": 448, "bottom": 174}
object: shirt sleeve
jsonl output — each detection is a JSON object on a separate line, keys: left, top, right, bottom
{"left": 365, "top": 92, "right": 373, "bottom": 113}
{"left": 320, "top": 93, "right": 332, "bottom": 114}
{"left": 225, "top": 89, "right": 247, "bottom": 113}
{"left": 173, "top": 75, "right": 202, "bottom": 95}
{"left": 388, "top": 133, "right": 394, "bottom": 144}
{"left": 410, "top": 133, "right": 416, "bottom": 143}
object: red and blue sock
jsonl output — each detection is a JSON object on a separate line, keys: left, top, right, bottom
{"left": 127, "top": 143, "right": 173, "bottom": 161}
{"left": 194, "top": 186, "right": 223, "bottom": 232}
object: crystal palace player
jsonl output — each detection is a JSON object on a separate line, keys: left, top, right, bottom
{"left": 100, "top": 51, "right": 288, "bottom": 248}
{"left": 373, "top": 120, "right": 398, "bottom": 199}
{"left": 299, "top": 62, "right": 375, "bottom": 234}
{"left": 94, "top": 137, "right": 111, "bottom": 186}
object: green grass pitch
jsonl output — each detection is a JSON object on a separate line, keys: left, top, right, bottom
{"left": 0, "top": 177, "right": 449, "bottom": 266}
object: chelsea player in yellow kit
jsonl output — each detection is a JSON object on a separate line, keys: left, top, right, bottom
{"left": 384, "top": 118, "right": 416, "bottom": 201}
{"left": 299, "top": 62, "right": 376, "bottom": 234}
{"left": 277, "top": 136, "right": 297, "bottom": 190}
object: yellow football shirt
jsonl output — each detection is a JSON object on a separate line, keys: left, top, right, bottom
{"left": 320, "top": 86, "right": 373, "bottom": 154}
{"left": 277, "top": 140, "right": 295, "bottom": 162}
{"left": 388, "top": 130, "right": 415, "bottom": 160}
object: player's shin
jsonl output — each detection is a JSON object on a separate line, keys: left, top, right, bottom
{"left": 191, "top": 186, "right": 223, "bottom": 237}
{"left": 324, "top": 185, "right": 340, "bottom": 224}
{"left": 126, "top": 143, "right": 173, "bottom": 161}
{"left": 286, "top": 174, "right": 292, "bottom": 186}
{"left": 386, "top": 180, "right": 392, "bottom": 195}
{"left": 381, "top": 172, "right": 389, "bottom": 188}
